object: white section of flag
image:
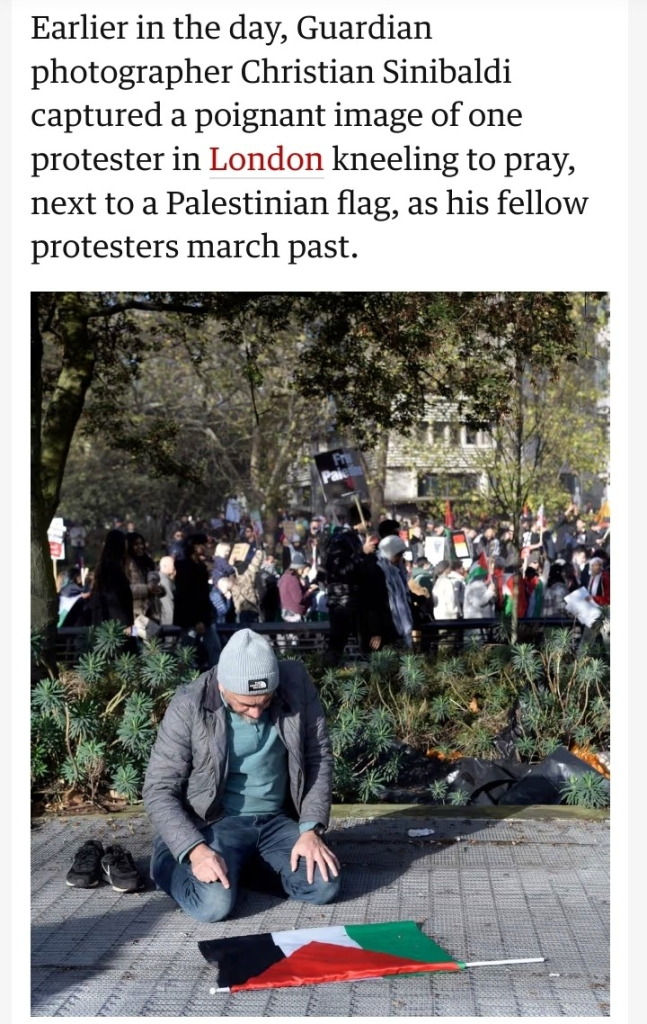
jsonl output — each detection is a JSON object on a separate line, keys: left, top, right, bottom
{"left": 271, "top": 926, "right": 361, "bottom": 958}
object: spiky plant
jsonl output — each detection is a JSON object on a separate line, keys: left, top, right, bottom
{"left": 429, "top": 694, "right": 453, "bottom": 724}
{"left": 110, "top": 762, "right": 142, "bottom": 802}
{"left": 31, "top": 678, "right": 66, "bottom": 720}
{"left": 76, "top": 651, "right": 108, "bottom": 685}
{"left": 428, "top": 779, "right": 449, "bottom": 802}
{"left": 368, "top": 648, "right": 400, "bottom": 680}
{"left": 448, "top": 787, "right": 470, "bottom": 807}
{"left": 357, "top": 767, "right": 387, "bottom": 803}
{"left": 91, "top": 620, "right": 128, "bottom": 658}
{"left": 398, "top": 654, "right": 427, "bottom": 696}
{"left": 560, "top": 773, "right": 609, "bottom": 809}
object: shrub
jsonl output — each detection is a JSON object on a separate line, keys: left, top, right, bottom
{"left": 31, "top": 623, "right": 198, "bottom": 808}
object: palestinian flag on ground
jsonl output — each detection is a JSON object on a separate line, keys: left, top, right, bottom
{"left": 199, "top": 921, "right": 464, "bottom": 992}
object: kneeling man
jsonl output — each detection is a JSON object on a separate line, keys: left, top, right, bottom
{"left": 143, "top": 628, "right": 340, "bottom": 921}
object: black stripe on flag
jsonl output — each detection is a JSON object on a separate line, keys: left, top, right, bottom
{"left": 198, "top": 932, "right": 284, "bottom": 988}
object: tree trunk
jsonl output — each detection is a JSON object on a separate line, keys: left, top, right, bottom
{"left": 31, "top": 295, "right": 58, "bottom": 649}
{"left": 362, "top": 431, "right": 389, "bottom": 520}
{"left": 511, "top": 355, "right": 525, "bottom": 644}
{"left": 31, "top": 294, "right": 98, "bottom": 638}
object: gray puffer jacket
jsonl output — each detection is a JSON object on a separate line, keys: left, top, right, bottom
{"left": 143, "top": 659, "right": 333, "bottom": 859}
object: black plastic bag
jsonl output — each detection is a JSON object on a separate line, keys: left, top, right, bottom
{"left": 498, "top": 745, "right": 610, "bottom": 805}
{"left": 444, "top": 758, "right": 527, "bottom": 805}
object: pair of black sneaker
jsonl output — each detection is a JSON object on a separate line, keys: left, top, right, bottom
{"left": 66, "top": 840, "right": 144, "bottom": 893}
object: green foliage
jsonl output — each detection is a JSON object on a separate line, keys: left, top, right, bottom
{"left": 31, "top": 678, "right": 66, "bottom": 720}
{"left": 312, "top": 629, "right": 610, "bottom": 802}
{"left": 427, "top": 779, "right": 449, "bottom": 803}
{"left": 30, "top": 624, "right": 190, "bottom": 806}
{"left": 560, "top": 773, "right": 609, "bottom": 809}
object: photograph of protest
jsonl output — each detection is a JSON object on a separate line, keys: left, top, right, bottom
{"left": 31, "top": 291, "right": 610, "bottom": 1015}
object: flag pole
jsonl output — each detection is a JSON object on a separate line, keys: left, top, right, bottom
{"left": 464, "top": 957, "right": 545, "bottom": 968}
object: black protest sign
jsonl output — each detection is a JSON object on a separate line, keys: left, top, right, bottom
{"left": 313, "top": 449, "right": 368, "bottom": 502}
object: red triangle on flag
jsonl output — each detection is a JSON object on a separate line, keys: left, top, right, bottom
{"left": 232, "top": 940, "right": 462, "bottom": 991}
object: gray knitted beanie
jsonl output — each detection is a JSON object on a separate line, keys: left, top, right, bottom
{"left": 217, "top": 628, "right": 280, "bottom": 696}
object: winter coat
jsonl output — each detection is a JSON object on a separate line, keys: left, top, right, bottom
{"left": 278, "top": 571, "right": 314, "bottom": 618}
{"left": 174, "top": 558, "right": 213, "bottom": 629}
{"left": 88, "top": 565, "right": 134, "bottom": 627}
{"left": 432, "top": 575, "right": 462, "bottom": 620}
{"left": 126, "top": 559, "right": 151, "bottom": 619}
{"left": 464, "top": 579, "right": 497, "bottom": 619}
{"left": 231, "top": 548, "right": 264, "bottom": 616}
{"left": 588, "top": 570, "right": 610, "bottom": 606}
{"left": 324, "top": 528, "right": 366, "bottom": 611}
{"left": 158, "top": 573, "right": 175, "bottom": 626}
{"left": 357, "top": 555, "right": 400, "bottom": 649}
{"left": 211, "top": 556, "right": 235, "bottom": 586}
{"left": 210, "top": 588, "right": 234, "bottom": 624}
{"left": 143, "top": 659, "right": 333, "bottom": 859}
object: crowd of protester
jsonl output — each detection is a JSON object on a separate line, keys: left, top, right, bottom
{"left": 55, "top": 502, "right": 610, "bottom": 668}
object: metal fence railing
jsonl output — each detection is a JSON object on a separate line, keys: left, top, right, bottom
{"left": 55, "top": 618, "right": 580, "bottom": 666}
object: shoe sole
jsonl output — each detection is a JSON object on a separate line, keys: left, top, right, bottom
{"left": 65, "top": 878, "right": 100, "bottom": 888}
{"left": 102, "top": 867, "right": 143, "bottom": 893}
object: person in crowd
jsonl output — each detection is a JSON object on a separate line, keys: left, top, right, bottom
{"left": 575, "top": 517, "right": 597, "bottom": 549}
{"left": 358, "top": 534, "right": 413, "bottom": 652}
{"left": 143, "top": 629, "right": 339, "bottom": 922}
{"left": 303, "top": 517, "right": 323, "bottom": 569}
{"left": 571, "top": 543, "right": 589, "bottom": 582}
{"left": 126, "top": 520, "right": 137, "bottom": 533}
{"left": 125, "top": 532, "right": 162, "bottom": 621}
{"left": 158, "top": 555, "right": 176, "bottom": 626}
{"left": 240, "top": 523, "right": 259, "bottom": 567}
{"left": 503, "top": 564, "right": 529, "bottom": 620}
{"left": 587, "top": 556, "right": 610, "bottom": 606}
{"left": 463, "top": 561, "right": 497, "bottom": 620}
{"left": 407, "top": 557, "right": 434, "bottom": 627}
{"left": 210, "top": 576, "right": 236, "bottom": 625}
{"left": 522, "top": 565, "right": 545, "bottom": 618}
{"left": 499, "top": 526, "right": 519, "bottom": 570}
{"left": 542, "top": 562, "right": 569, "bottom": 617}
{"left": 554, "top": 512, "right": 576, "bottom": 560}
{"left": 475, "top": 523, "right": 500, "bottom": 560}
{"left": 377, "top": 518, "right": 401, "bottom": 540}
{"left": 432, "top": 560, "right": 462, "bottom": 620}
{"left": 562, "top": 561, "right": 580, "bottom": 594}
{"left": 448, "top": 560, "right": 466, "bottom": 614}
{"left": 322, "top": 503, "right": 376, "bottom": 666}
{"left": 258, "top": 552, "right": 282, "bottom": 622}
{"left": 168, "top": 529, "right": 187, "bottom": 561}
{"left": 174, "top": 534, "right": 221, "bottom": 668}
{"left": 278, "top": 552, "right": 318, "bottom": 622}
{"left": 282, "top": 532, "right": 305, "bottom": 571}
{"left": 57, "top": 565, "right": 89, "bottom": 627}
{"left": 211, "top": 542, "right": 235, "bottom": 586}
{"left": 408, "top": 522, "right": 424, "bottom": 562}
{"left": 88, "top": 529, "right": 133, "bottom": 628}
{"left": 231, "top": 548, "right": 265, "bottom": 624}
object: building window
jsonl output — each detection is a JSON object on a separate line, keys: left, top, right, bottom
{"left": 464, "top": 427, "right": 478, "bottom": 446}
{"left": 432, "top": 422, "right": 447, "bottom": 444}
{"left": 449, "top": 425, "right": 461, "bottom": 447}
{"left": 418, "top": 473, "right": 479, "bottom": 498}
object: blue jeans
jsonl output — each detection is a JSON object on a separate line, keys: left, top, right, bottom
{"left": 151, "top": 813, "right": 341, "bottom": 923}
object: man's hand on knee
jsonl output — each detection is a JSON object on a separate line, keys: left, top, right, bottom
{"left": 189, "top": 843, "right": 230, "bottom": 887}
{"left": 290, "top": 831, "right": 340, "bottom": 884}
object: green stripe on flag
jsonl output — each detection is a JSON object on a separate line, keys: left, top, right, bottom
{"left": 345, "top": 921, "right": 462, "bottom": 967}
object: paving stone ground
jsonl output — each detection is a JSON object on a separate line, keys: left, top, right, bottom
{"left": 31, "top": 811, "right": 610, "bottom": 1017}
